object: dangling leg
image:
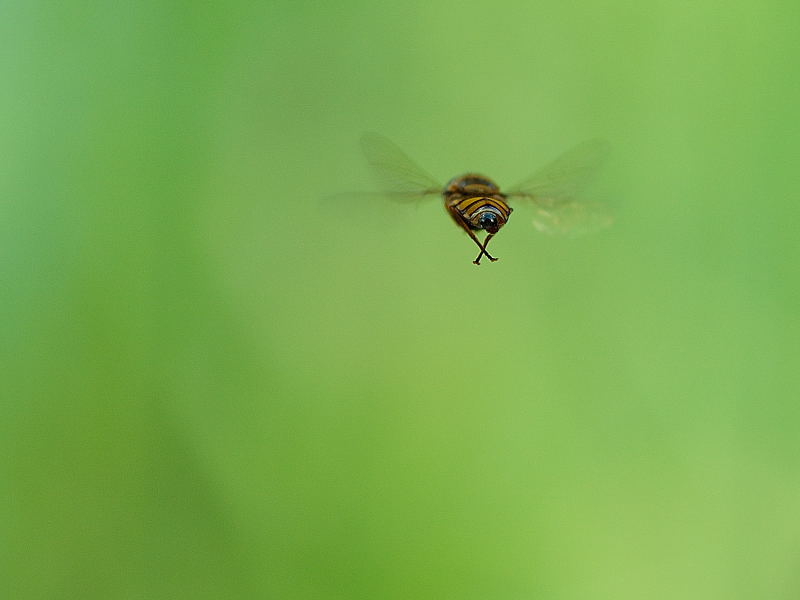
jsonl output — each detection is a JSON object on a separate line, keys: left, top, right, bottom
{"left": 449, "top": 206, "right": 497, "bottom": 264}
{"left": 468, "top": 231, "right": 495, "bottom": 264}
{"left": 473, "top": 233, "right": 497, "bottom": 265}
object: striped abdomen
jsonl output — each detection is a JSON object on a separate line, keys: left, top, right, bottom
{"left": 443, "top": 174, "right": 512, "bottom": 233}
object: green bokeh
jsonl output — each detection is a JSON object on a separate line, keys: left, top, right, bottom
{"left": 2, "top": 2, "right": 799, "bottom": 598}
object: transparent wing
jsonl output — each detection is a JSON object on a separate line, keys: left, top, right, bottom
{"left": 508, "top": 138, "right": 610, "bottom": 199}
{"left": 529, "top": 200, "right": 613, "bottom": 236}
{"left": 360, "top": 132, "right": 442, "bottom": 202}
{"left": 506, "top": 138, "right": 612, "bottom": 236}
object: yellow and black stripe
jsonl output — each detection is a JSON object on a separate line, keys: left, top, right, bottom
{"left": 452, "top": 196, "right": 512, "bottom": 227}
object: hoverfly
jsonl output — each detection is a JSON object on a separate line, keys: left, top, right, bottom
{"left": 361, "top": 133, "right": 611, "bottom": 264}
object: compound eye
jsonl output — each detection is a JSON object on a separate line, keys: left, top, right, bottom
{"left": 478, "top": 213, "right": 498, "bottom": 229}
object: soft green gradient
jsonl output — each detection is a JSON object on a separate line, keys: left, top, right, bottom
{"left": 2, "top": 2, "right": 799, "bottom": 598}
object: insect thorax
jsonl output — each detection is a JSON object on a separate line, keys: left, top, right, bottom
{"left": 444, "top": 173, "right": 500, "bottom": 198}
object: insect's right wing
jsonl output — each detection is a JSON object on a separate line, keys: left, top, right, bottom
{"left": 505, "top": 139, "right": 613, "bottom": 236}
{"left": 360, "top": 132, "right": 442, "bottom": 202}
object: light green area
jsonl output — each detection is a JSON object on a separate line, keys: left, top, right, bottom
{"left": 2, "top": 2, "right": 799, "bottom": 598}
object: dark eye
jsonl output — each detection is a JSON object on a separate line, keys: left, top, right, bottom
{"left": 479, "top": 213, "right": 497, "bottom": 229}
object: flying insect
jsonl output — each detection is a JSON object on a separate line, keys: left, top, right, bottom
{"left": 360, "top": 133, "right": 611, "bottom": 264}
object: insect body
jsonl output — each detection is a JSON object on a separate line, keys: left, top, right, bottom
{"left": 360, "top": 133, "right": 610, "bottom": 265}
{"left": 444, "top": 174, "right": 512, "bottom": 263}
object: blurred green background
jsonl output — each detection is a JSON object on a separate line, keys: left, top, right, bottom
{"left": 2, "top": 1, "right": 799, "bottom": 599}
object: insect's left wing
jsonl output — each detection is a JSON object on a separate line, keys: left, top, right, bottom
{"left": 360, "top": 132, "right": 442, "bottom": 202}
{"left": 506, "top": 139, "right": 613, "bottom": 236}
